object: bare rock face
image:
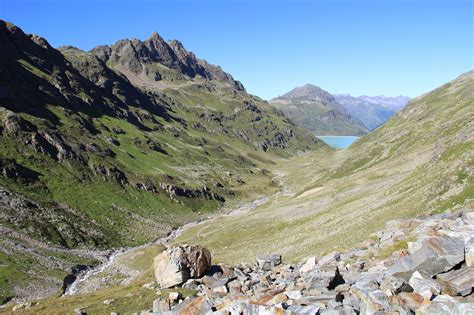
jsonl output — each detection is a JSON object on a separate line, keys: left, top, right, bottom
{"left": 154, "top": 245, "right": 211, "bottom": 288}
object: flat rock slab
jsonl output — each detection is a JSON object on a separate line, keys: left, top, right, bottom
{"left": 436, "top": 267, "right": 474, "bottom": 296}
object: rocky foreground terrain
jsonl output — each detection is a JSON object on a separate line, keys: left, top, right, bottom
{"left": 107, "top": 209, "right": 474, "bottom": 315}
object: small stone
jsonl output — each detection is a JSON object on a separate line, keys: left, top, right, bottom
{"left": 168, "top": 291, "right": 181, "bottom": 302}
{"left": 256, "top": 254, "right": 282, "bottom": 271}
{"left": 103, "top": 299, "right": 114, "bottom": 305}
{"left": 212, "top": 285, "right": 228, "bottom": 294}
{"left": 284, "top": 290, "right": 303, "bottom": 300}
{"left": 182, "top": 278, "right": 200, "bottom": 290}
{"left": 379, "top": 275, "right": 413, "bottom": 297}
{"left": 318, "top": 252, "right": 341, "bottom": 267}
{"left": 227, "top": 279, "right": 242, "bottom": 294}
{"left": 300, "top": 256, "right": 317, "bottom": 273}
{"left": 233, "top": 268, "right": 249, "bottom": 281}
{"left": 395, "top": 292, "right": 425, "bottom": 312}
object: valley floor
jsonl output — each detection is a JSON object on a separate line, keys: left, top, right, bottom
{"left": 174, "top": 145, "right": 445, "bottom": 263}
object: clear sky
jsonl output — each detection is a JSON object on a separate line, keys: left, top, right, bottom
{"left": 1, "top": 0, "right": 473, "bottom": 100}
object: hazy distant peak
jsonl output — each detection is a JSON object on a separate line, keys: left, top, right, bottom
{"left": 274, "top": 84, "right": 335, "bottom": 103}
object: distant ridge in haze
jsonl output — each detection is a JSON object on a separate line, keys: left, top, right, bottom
{"left": 270, "top": 84, "right": 369, "bottom": 136}
{"left": 335, "top": 94, "right": 410, "bottom": 130}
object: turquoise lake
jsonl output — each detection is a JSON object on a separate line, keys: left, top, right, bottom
{"left": 316, "top": 136, "right": 359, "bottom": 149}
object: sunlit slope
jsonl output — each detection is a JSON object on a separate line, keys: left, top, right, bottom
{"left": 175, "top": 71, "right": 474, "bottom": 263}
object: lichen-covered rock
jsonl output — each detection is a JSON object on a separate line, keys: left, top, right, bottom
{"left": 154, "top": 245, "right": 211, "bottom": 288}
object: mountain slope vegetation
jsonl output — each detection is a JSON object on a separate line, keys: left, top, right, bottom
{"left": 177, "top": 71, "right": 474, "bottom": 263}
{"left": 270, "top": 84, "right": 369, "bottom": 136}
{"left": 0, "top": 20, "right": 325, "bottom": 303}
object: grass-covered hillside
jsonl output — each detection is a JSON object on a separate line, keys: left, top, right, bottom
{"left": 0, "top": 20, "right": 326, "bottom": 303}
{"left": 176, "top": 71, "right": 473, "bottom": 263}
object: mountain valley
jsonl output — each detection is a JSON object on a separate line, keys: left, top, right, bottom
{"left": 0, "top": 18, "right": 472, "bottom": 315}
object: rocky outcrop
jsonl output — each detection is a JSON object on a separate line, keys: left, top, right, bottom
{"left": 90, "top": 33, "right": 244, "bottom": 91}
{"left": 154, "top": 245, "right": 212, "bottom": 288}
{"left": 0, "top": 158, "right": 39, "bottom": 183}
{"left": 158, "top": 183, "right": 225, "bottom": 202}
{"left": 138, "top": 209, "right": 473, "bottom": 314}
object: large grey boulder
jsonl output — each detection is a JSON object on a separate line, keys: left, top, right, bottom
{"left": 154, "top": 245, "right": 211, "bottom": 288}
{"left": 386, "top": 235, "right": 465, "bottom": 280}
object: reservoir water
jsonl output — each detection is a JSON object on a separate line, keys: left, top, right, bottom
{"left": 316, "top": 136, "right": 359, "bottom": 149}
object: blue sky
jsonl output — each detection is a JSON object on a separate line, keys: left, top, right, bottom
{"left": 1, "top": 0, "right": 473, "bottom": 99}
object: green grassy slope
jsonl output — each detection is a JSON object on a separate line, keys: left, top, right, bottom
{"left": 0, "top": 20, "right": 326, "bottom": 303}
{"left": 176, "top": 71, "right": 473, "bottom": 263}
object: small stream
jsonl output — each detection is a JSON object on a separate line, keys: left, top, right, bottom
{"left": 63, "top": 180, "right": 292, "bottom": 296}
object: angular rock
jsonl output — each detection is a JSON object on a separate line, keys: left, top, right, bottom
{"left": 305, "top": 266, "right": 345, "bottom": 291}
{"left": 256, "top": 254, "right": 282, "bottom": 271}
{"left": 169, "top": 296, "right": 213, "bottom": 314}
{"left": 300, "top": 256, "right": 317, "bottom": 273}
{"left": 417, "top": 294, "right": 456, "bottom": 314}
{"left": 408, "top": 271, "right": 441, "bottom": 300}
{"left": 227, "top": 279, "right": 242, "bottom": 294}
{"left": 436, "top": 267, "right": 474, "bottom": 296}
{"left": 462, "top": 211, "right": 474, "bottom": 225}
{"left": 388, "top": 292, "right": 425, "bottom": 313}
{"left": 152, "top": 298, "right": 170, "bottom": 313}
{"left": 318, "top": 252, "right": 341, "bottom": 267}
{"left": 154, "top": 245, "right": 211, "bottom": 288}
{"left": 386, "top": 235, "right": 465, "bottom": 280}
{"left": 379, "top": 275, "right": 413, "bottom": 297}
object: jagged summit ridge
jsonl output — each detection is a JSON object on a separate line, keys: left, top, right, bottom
{"left": 90, "top": 31, "right": 245, "bottom": 91}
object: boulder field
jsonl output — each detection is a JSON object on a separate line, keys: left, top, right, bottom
{"left": 141, "top": 210, "right": 473, "bottom": 314}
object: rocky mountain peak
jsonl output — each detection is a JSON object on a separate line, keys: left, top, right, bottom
{"left": 276, "top": 84, "right": 335, "bottom": 103}
{"left": 87, "top": 31, "right": 245, "bottom": 91}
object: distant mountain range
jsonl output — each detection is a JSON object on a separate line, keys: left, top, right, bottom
{"left": 270, "top": 85, "right": 410, "bottom": 135}
{"left": 270, "top": 84, "right": 369, "bottom": 136}
{"left": 334, "top": 94, "right": 410, "bottom": 130}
